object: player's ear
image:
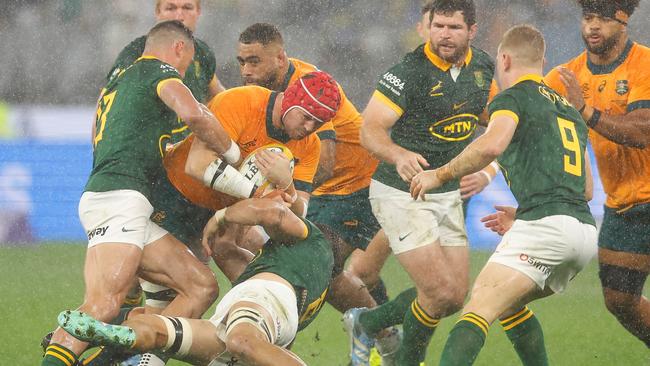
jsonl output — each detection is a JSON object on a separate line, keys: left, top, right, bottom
{"left": 468, "top": 23, "right": 478, "bottom": 41}
{"left": 174, "top": 39, "right": 185, "bottom": 57}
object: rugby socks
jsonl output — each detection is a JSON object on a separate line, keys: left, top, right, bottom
{"left": 396, "top": 299, "right": 439, "bottom": 366}
{"left": 359, "top": 287, "right": 416, "bottom": 336}
{"left": 439, "top": 312, "right": 489, "bottom": 366}
{"left": 500, "top": 307, "right": 549, "bottom": 366}
{"left": 42, "top": 343, "right": 78, "bottom": 366}
{"left": 368, "top": 277, "right": 390, "bottom": 305}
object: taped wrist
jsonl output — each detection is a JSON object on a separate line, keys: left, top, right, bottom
{"left": 203, "top": 158, "right": 256, "bottom": 198}
{"left": 156, "top": 315, "right": 194, "bottom": 357}
{"left": 222, "top": 140, "right": 241, "bottom": 165}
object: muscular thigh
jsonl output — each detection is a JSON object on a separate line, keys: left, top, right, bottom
{"left": 139, "top": 233, "right": 212, "bottom": 291}
{"left": 369, "top": 180, "right": 467, "bottom": 255}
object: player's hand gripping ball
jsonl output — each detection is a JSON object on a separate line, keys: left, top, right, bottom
{"left": 238, "top": 143, "right": 295, "bottom": 197}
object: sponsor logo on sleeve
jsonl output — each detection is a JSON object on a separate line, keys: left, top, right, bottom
{"left": 379, "top": 72, "right": 406, "bottom": 96}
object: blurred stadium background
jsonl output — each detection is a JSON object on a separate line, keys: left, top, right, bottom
{"left": 6, "top": 0, "right": 650, "bottom": 245}
{"left": 2, "top": 1, "right": 650, "bottom": 365}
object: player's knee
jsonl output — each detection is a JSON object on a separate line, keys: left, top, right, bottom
{"left": 225, "top": 332, "right": 258, "bottom": 361}
{"left": 599, "top": 263, "right": 647, "bottom": 317}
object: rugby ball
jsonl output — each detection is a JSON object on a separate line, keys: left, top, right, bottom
{"left": 238, "top": 143, "right": 295, "bottom": 196}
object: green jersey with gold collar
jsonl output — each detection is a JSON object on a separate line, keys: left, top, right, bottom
{"left": 85, "top": 56, "right": 184, "bottom": 201}
{"left": 373, "top": 43, "right": 494, "bottom": 193}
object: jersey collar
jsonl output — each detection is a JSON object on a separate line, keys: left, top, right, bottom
{"left": 586, "top": 39, "right": 633, "bottom": 75}
{"left": 265, "top": 91, "right": 291, "bottom": 143}
{"left": 280, "top": 60, "right": 297, "bottom": 91}
{"left": 135, "top": 55, "right": 160, "bottom": 63}
{"left": 514, "top": 74, "right": 545, "bottom": 85}
{"left": 424, "top": 42, "right": 473, "bottom": 71}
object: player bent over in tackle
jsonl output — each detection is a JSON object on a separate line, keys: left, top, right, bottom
{"left": 41, "top": 21, "right": 237, "bottom": 366}
{"left": 411, "top": 25, "right": 597, "bottom": 365}
{"left": 57, "top": 195, "right": 334, "bottom": 366}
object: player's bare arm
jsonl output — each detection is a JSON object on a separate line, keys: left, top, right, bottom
{"left": 361, "top": 96, "right": 429, "bottom": 182}
{"left": 557, "top": 67, "right": 650, "bottom": 148}
{"left": 410, "top": 114, "right": 517, "bottom": 200}
{"left": 202, "top": 196, "right": 308, "bottom": 256}
{"left": 312, "top": 139, "right": 336, "bottom": 187}
{"left": 158, "top": 79, "right": 232, "bottom": 153}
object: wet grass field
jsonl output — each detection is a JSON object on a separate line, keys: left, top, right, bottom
{"left": 2, "top": 244, "right": 647, "bottom": 365}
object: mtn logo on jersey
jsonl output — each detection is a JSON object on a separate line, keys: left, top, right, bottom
{"left": 429, "top": 114, "right": 478, "bottom": 141}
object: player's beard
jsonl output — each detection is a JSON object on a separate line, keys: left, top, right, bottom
{"left": 582, "top": 32, "right": 620, "bottom": 56}
{"left": 243, "top": 72, "right": 280, "bottom": 90}
{"left": 433, "top": 41, "right": 470, "bottom": 65}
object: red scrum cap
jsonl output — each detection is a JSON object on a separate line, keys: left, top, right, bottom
{"left": 281, "top": 71, "right": 341, "bottom": 124}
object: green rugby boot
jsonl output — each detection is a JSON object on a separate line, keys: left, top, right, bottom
{"left": 58, "top": 310, "right": 136, "bottom": 348}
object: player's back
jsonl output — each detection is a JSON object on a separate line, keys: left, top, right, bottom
{"left": 86, "top": 56, "right": 182, "bottom": 200}
{"left": 234, "top": 218, "right": 334, "bottom": 331}
{"left": 489, "top": 75, "right": 594, "bottom": 225}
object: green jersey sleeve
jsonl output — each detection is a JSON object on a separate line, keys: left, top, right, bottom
{"left": 488, "top": 90, "right": 523, "bottom": 124}
{"left": 375, "top": 63, "right": 408, "bottom": 116}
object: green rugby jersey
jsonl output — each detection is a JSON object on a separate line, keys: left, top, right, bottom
{"left": 234, "top": 219, "right": 334, "bottom": 331}
{"left": 373, "top": 42, "right": 494, "bottom": 192}
{"left": 107, "top": 36, "right": 216, "bottom": 106}
{"left": 85, "top": 56, "right": 184, "bottom": 201}
{"left": 488, "top": 74, "right": 595, "bottom": 226}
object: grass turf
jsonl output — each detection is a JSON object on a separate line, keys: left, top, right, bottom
{"left": 1, "top": 243, "right": 647, "bottom": 365}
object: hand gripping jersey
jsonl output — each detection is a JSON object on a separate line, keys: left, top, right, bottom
{"left": 545, "top": 41, "right": 650, "bottom": 209}
{"left": 163, "top": 86, "right": 321, "bottom": 210}
{"left": 85, "top": 56, "right": 184, "bottom": 201}
{"left": 372, "top": 43, "right": 496, "bottom": 193}
{"left": 284, "top": 58, "right": 379, "bottom": 196}
{"left": 488, "top": 74, "right": 595, "bottom": 226}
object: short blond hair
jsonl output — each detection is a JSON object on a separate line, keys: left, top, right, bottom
{"left": 155, "top": 0, "right": 201, "bottom": 12}
{"left": 498, "top": 24, "right": 545, "bottom": 66}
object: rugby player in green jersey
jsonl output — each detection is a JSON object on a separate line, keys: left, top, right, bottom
{"left": 107, "top": 0, "right": 224, "bottom": 103}
{"left": 103, "top": 0, "right": 225, "bottom": 332}
{"left": 56, "top": 194, "right": 334, "bottom": 366}
{"left": 411, "top": 25, "right": 597, "bottom": 365}
{"left": 41, "top": 21, "right": 236, "bottom": 366}
{"left": 344, "top": 1, "right": 496, "bottom": 365}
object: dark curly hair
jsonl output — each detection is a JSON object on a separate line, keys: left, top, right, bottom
{"left": 577, "top": 0, "right": 641, "bottom": 17}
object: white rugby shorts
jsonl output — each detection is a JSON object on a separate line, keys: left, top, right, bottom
{"left": 79, "top": 190, "right": 168, "bottom": 249}
{"left": 489, "top": 215, "right": 598, "bottom": 293}
{"left": 369, "top": 180, "right": 467, "bottom": 254}
{"left": 209, "top": 279, "right": 298, "bottom": 351}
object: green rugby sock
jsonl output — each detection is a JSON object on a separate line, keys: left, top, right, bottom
{"left": 396, "top": 299, "right": 439, "bottom": 366}
{"left": 359, "top": 287, "right": 416, "bottom": 336}
{"left": 42, "top": 343, "right": 78, "bottom": 366}
{"left": 500, "top": 307, "right": 548, "bottom": 366}
{"left": 440, "top": 313, "right": 489, "bottom": 366}
{"left": 368, "top": 277, "right": 390, "bottom": 305}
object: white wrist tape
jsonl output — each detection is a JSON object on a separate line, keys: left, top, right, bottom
{"left": 203, "top": 158, "right": 256, "bottom": 198}
{"left": 479, "top": 170, "right": 493, "bottom": 183}
{"left": 222, "top": 140, "right": 241, "bottom": 165}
